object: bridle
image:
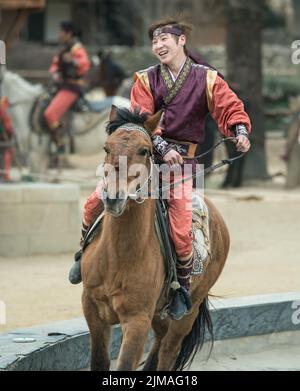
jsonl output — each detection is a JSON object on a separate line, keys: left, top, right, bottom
{"left": 102, "top": 124, "right": 154, "bottom": 205}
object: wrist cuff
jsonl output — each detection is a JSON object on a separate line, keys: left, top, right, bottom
{"left": 231, "top": 124, "right": 248, "bottom": 138}
{"left": 152, "top": 135, "right": 173, "bottom": 157}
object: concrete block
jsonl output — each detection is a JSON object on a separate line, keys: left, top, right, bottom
{"left": 29, "top": 232, "right": 78, "bottom": 254}
{"left": 0, "top": 185, "right": 23, "bottom": 203}
{"left": 0, "top": 235, "right": 29, "bottom": 257}
{"left": 23, "top": 184, "right": 80, "bottom": 203}
{"left": 0, "top": 293, "right": 300, "bottom": 371}
{"left": 0, "top": 204, "right": 71, "bottom": 235}
{"left": 68, "top": 202, "right": 81, "bottom": 233}
{"left": 211, "top": 292, "right": 300, "bottom": 340}
{"left": 0, "top": 183, "right": 81, "bottom": 255}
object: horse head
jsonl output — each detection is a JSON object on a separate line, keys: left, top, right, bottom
{"left": 101, "top": 105, "right": 162, "bottom": 216}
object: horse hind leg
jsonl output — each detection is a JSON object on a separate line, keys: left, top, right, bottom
{"left": 142, "top": 316, "right": 169, "bottom": 371}
{"left": 157, "top": 296, "right": 213, "bottom": 371}
{"left": 142, "top": 337, "right": 160, "bottom": 371}
{"left": 82, "top": 291, "right": 111, "bottom": 371}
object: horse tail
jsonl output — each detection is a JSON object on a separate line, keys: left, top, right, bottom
{"left": 174, "top": 296, "right": 214, "bottom": 371}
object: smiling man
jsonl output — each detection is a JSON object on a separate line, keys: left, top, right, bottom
{"left": 129, "top": 17, "right": 251, "bottom": 319}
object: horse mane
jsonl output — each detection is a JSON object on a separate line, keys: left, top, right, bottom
{"left": 106, "top": 107, "right": 148, "bottom": 135}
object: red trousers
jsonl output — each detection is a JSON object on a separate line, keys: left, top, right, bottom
{"left": 0, "top": 148, "right": 13, "bottom": 181}
{"left": 166, "top": 175, "right": 193, "bottom": 258}
{"left": 44, "top": 89, "right": 79, "bottom": 129}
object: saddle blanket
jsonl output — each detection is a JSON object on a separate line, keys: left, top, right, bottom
{"left": 191, "top": 192, "right": 210, "bottom": 274}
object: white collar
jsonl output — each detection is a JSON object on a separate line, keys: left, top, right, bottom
{"left": 167, "top": 57, "right": 187, "bottom": 82}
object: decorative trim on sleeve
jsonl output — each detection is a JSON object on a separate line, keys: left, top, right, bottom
{"left": 134, "top": 70, "right": 151, "bottom": 91}
{"left": 231, "top": 123, "right": 249, "bottom": 137}
{"left": 206, "top": 69, "right": 218, "bottom": 111}
{"left": 152, "top": 135, "right": 173, "bottom": 157}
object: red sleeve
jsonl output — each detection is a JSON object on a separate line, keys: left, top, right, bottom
{"left": 49, "top": 55, "right": 59, "bottom": 74}
{"left": 0, "top": 98, "right": 14, "bottom": 135}
{"left": 130, "top": 76, "right": 155, "bottom": 115}
{"left": 130, "top": 75, "right": 162, "bottom": 135}
{"left": 210, "top": 75, "right": 251, "bottom": 137}
{"left": 72, "top": 47, "right": 90, "bottom": 76}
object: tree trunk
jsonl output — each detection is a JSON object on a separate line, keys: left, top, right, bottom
{"left": 292, "top": 0, "right": 300, "bottom": 38}
{"left": 0, "top": 9, "right": 30, "bottom": 50}
{"left": 226, "top": 0, "right": 269, "bottom": 181}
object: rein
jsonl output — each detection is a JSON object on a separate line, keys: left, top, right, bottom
{"left": 129, "top": 136, "right": 244, "bottom": 200}
{"left": 104, "top": 125, "right": 244, "bottom": 202}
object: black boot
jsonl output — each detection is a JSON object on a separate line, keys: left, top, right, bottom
{"left": 69, "top": 223, "right": 88, "bottom": 285}
{"left": 168, "top": 256, "right": 193, "bottom": 320}
{"left": 168, "top": 286, "right": 192, "bottom": 320}
{"left": 69, "top": 249, "right": 82, "bottom": 284}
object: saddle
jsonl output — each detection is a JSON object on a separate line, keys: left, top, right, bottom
{"left": 82, "top": 192, "right": 211, "bottom": 285}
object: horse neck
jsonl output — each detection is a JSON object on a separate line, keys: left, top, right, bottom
{"left": 102, "top": 199, "right": 156, "bottom": 250}
{"left": 3, "top": 72, "right": 43, "bottom": 101}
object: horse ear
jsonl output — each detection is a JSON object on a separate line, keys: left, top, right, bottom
{"left": 143, "top": 110, "right": 163, "bottom": 134}
{"left": 109, "top": 105, "right": 118, "bottom": 122}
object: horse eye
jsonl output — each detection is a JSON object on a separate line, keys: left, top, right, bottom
{"left": 137, "top": 148, "right": 149, "bottom": 157}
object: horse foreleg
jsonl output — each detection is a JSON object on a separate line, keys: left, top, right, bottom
{"left": 28, "top": 133, "right": 50, "bottom": 176}
{"left": 116, "top": 313, "right": 152, "bottom": 371}
{"left": 82, "top": 292, "right": 111, "bottom": 371}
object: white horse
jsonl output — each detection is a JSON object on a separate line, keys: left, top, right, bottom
{"left": 2, "top": 70, "right": 130, "bottom": 174}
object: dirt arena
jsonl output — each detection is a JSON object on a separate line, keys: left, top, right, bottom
{"left": 0, "top": 134, "right": 300, "bottom": 333}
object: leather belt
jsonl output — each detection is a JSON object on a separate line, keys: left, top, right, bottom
{"left": 164, "top": 137, "right": 197, "bottom": 158}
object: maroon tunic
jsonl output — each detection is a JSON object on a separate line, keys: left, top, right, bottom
{"left": 131, "top": 59, "right": 251, "bottom": 143}
{"left": 148, "top": 63, "right": 209, "bottom": 144}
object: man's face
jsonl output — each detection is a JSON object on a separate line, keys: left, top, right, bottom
{"left": 58, "top": 29, "right": 72, "bottom": 44}
{"left": 152, "top": 32, "right": 186, "bottom": 65}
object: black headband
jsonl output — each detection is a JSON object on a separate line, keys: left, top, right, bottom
{"left": 152, "top": 26, "right": 183, "bottom": 39}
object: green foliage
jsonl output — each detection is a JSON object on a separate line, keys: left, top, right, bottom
{"left": 263, "top": 74, "right": 300, "bottom": 131}
{"left": 264, "top": 74, "right": 300, "bottom": 100}
{"left": 261, "top": 3, "right": 286, "bottom": 28}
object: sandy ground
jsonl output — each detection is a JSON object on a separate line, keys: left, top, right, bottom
{"left": 1, "top": 135, "right": 300, "bottom": 333}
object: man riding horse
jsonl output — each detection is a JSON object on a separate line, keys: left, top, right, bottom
{"left": 44, "top": 21, "right": 90, "bottom": 153}
{"left": 69, "top": 17, "right": 251, "bottom": 320}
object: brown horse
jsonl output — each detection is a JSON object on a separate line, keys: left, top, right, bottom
{"left": 81, "top": 107, "right": 230, "bottom": 371}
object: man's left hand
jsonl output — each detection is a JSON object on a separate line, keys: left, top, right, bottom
{"left": 234, "top": 135, "right": 251, "bottom": 153}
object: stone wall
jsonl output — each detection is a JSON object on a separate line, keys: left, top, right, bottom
{"left": 0, "top": 183, "right": 80, "bottom": 257}
{"left": 1, "top": 292, "right": 299, "bottom": 370}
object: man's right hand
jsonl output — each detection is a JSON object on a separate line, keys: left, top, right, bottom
{"left": 163, "top": 149, "right": 184, "bottom": 166}
{"left": 52, "top": 72, "right": 61, "bottom": 83}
